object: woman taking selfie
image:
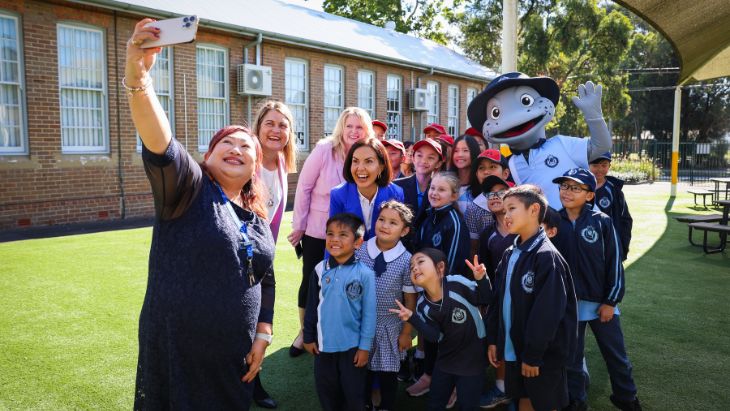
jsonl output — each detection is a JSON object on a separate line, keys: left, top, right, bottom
{"left": 126, "top": 19, "right": 275, "bottom": 409}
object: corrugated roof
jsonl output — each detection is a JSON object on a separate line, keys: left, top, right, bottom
{"left": 75, "top": 0, "right": 496, "bottom": 81}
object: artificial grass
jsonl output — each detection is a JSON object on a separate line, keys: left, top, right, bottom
{"left": 0, "top": 184, "right": 728, "bottom": 410}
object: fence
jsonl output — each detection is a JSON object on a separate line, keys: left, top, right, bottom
{"left": 611, "top": 140, "right": 730, "bottom": 184}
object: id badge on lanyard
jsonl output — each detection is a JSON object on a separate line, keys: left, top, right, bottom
{"left": 215, "top": 182, "right": 255, "bottom": 286}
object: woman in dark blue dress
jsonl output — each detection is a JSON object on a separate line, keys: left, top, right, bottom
{"left": 126, "top": 19, "right": 275, "bottom": 409}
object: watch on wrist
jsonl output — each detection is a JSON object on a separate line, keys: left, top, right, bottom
{"left": 255, "top": 332, "right": 273, "bottom": 345}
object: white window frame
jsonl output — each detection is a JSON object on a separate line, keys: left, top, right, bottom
{"left": 137, "top": 47, "right": 174, "bottom": 152}
{"left": 0, "top": 11, "right": 27, "bottom": 155}
{"left": 357, "top": 70, "right": 375, "bottom": 120}
{"left": 323, "top": 64, "right": 343, "bottom": 136}
{"left": 386, "top": 74, "right": 402, "bottom": 140}
{"left": 466, "top": 87, "right": 478, "bottom": 127}
{"left": 285, "top": 58, "right": 308, "bottom": 150}
{"left": 196, "top": 44, "right": 229, "bottom": 152}
{"left": 447, "top": 85, "right": 459, "bottom": 137}
{"left": 426, "top": 81, "right": 439, "bottom": 126}
{"left": 57, "top": 23, "right": 109, "bottom": 154}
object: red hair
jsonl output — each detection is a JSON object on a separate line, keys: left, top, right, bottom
{"left": 202, "top": 125, "right": 268, "bottom": 219}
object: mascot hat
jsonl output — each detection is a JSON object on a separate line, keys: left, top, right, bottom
{"left": 467, "top": 72, "right": 560, "bottom": 131}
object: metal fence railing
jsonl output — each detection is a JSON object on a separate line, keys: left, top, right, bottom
{"left": 611, "top": 140, "right": 730, "bottom": 184}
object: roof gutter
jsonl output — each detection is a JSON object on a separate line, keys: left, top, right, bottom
{"left": 69, "top": 0, "right": 494, "bottom": 83}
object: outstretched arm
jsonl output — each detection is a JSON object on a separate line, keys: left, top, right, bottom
{"left": 572, "top": 81, "right": 611, "bottom": 162}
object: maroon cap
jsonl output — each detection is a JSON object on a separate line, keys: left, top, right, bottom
{"left": 423, "top": 123, "right": 446, "bottom": 135}
{"left": 478, "top": 148, "right": 502, "bottom": 162}
{"left": 412, "top": 138, "right": 444, "bottom": 160}
{"left": 372, "top": 120, "right": 388, "bottom": 132}
{"left": 465, "top": 127, "right": 483, "bottom": 138}
{"left": 382, "top": 139, "right": 406, "bottom": 155}
{"left": 437, "top": 134, "right": 454, "bottom": 146}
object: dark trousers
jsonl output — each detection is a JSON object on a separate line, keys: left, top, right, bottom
{"left": 314, "top": 348, "right": 367, "bottom": 411}
{"left": 428, "top": 366, "right": 484, "bottom": 411}
{"left": 298, "top": 235, "right": 326, "bottom": 308}
{"left": 424, "top": 340, "right": 438, "bottom": 375}
{"left": 567, "top": 316, "right": 637, "bottom": 402}
{"left": 366, "top": 371, "right": 398, "bottom": 409}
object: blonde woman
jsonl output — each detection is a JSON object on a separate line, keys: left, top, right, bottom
{"left": 287, "top": 107, "right": 373, "bottom": 356}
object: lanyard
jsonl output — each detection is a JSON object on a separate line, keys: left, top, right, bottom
{"left": 214, "top": 182, "right": 255, "bottom": 286}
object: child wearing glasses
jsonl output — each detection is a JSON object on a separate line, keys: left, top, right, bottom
{"left": 551, "top": 168, "right": 642, "bottom": 411}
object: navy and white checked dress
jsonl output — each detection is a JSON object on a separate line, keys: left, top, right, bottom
{"left": 356, "top": 238, "right": 415, "bottom": 372}
{"left": 465, "top": 193, "right": 494, "bottom": 240}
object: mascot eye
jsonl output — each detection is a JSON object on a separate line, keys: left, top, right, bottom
{"left": 490, "top": 107, "right": 500, "bottom": 119}
{"left": 520, "top": 94, "right": 535, "bottom": 106}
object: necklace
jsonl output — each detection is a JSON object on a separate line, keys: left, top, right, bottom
{"left": 262, "top": 167, "right": 278, "bottom": 208}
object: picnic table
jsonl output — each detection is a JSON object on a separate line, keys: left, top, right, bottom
{"left": 709, "top": 177, "right": 730, "bottom": 204}
{"left": 687, "top": 199, "right": 730, "bottom": 253}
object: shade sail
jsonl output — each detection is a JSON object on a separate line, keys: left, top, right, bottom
{"left": 614, "top": 0, "right": 730, "bottom": 84}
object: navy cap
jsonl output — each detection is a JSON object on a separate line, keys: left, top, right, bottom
{"left": 467, "top": 72, "right": 560, "bottom": 132}
{"left": 481, "top": 175, "right": 513, "bottom": 194}
{"left": 552, "top": 168, "right": 597, "bottom": 192}
{"left": 589, "top": 152, "right": 612, "bottom": 163}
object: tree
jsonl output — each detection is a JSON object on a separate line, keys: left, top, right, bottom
{"left": 323, "top": 0, "right": 450, "bottom": 44}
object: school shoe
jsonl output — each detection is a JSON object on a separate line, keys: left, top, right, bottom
{"left": 610, "top": 395, "right": 642, "bottom": 411}
{"left": 405, "top": 374, "right": 431, "bottom": 397}
{"left": 253, "top": 383, "right": 277, "bottom": 409}
{"left": 397, "top": 358, "right": 412, "bottom": 382}
{"left": 479, "top": 385, "right": 511, "bottom": 408}
{"left": 562, "top": 400, "right": 587, "bottom": 411}
{"left": 446, "top": 389, "right": 457, "bottom": 409}
{"left": 288, "top": 333, "right": 305, "bottom": 358}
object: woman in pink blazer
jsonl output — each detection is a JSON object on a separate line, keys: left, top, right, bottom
{"left": 287, "top": 107, "right": 373, "bottom": 356}
{"left": 252, "top": 100, "right": 297, "bottom": 409}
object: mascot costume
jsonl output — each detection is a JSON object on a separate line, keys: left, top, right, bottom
{"left": 467, "top": 72, "right": 611, "bottom": 208}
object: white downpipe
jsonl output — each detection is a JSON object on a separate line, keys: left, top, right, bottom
{"left": 502, "top": 0, "right": 518, "bottom": 73}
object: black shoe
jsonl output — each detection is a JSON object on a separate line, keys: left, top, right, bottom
{"left": 610, "top": 395, "right": 642, "bottom": 411}
{"left": 253, "top": 376, "right": 278, "bottom": 409}
{"left": 562, "top": 400, "right": 588, "bottom": 411}
{"left": 254, "top": 397, "right": 277, "bottom": 409}
{"left": 397, "top": 359, "right": 411, "bottom": 382}
{"left": 289, "top": 344, "right": 305, "bottom": 357}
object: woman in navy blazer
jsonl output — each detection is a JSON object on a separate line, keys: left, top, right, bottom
{"left": 330, "top": 138, "right": 404, "bottom": 240}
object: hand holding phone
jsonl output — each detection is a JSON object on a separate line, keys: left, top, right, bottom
{"left": 141, "top": 15, "right": 199, "bottom": 49}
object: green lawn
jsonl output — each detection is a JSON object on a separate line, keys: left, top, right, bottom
{"left": 0, "top": 183, "right": 728, "bottom": 410}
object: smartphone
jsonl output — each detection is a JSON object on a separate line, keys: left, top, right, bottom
{"left": 141, "top": 15, "right": 199, "bottom": 49}
{"left": 294, "top": 242, "right": 303, "bottom": 259}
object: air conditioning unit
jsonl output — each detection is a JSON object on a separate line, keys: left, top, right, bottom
{"left": 409, "top": 88, "right": 429, "bottom": 111}
{"left": 237, "top": 64, "right": 272, "bottom": 96}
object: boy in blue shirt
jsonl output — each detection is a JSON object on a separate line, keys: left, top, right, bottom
{"left": 487, "top": 184, "right": 577, "bottom": 411}
{"left": 303, "top": 213, "right": 377, "bottom": 411}
{"left": 551, "top": 168, "right": 641, "bottom": 411}
{"left": 589, "top": 153, "right": 633, "bottom": 261}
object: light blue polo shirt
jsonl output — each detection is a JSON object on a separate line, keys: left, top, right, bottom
{"left": 502, "top": 247, "right": 522, "bottom": 361}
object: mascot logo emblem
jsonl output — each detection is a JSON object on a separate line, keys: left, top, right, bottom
{"left": 581, "top": 226, "right": 599, "bottom": 244}
{"left": 451, "top": 307, "right": 467, "bottom": 324}
{"left": 545, "top": 155, "right": 559, "bottom": 168}
{"left": 345, "top": 280, "right": 363, "bottom": 300}
{"left": 599, "top": 197, "right": 611, "bottom": 208}
{"left": 432, "top": 232, "right": 442, "bottom": 247}
{"left": 521, "top": 271, "right": 535, "bottom": 294}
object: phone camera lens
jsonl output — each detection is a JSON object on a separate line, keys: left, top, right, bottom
{"left": 184, "top": 22, "right": 191, "bottom": 28}
{"left": 183, "top": 17, "right": 189, "bottom": 22}
{"left": 189, "top": 16, "right": 196, "bottom": 21}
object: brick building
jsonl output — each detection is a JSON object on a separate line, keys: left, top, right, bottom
{"left": 0, "top": 0, "right": 495, "bottom": 230}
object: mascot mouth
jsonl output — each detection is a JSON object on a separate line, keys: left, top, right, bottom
{"left": 495, "top": 115, "right": 544, "bottom": 139}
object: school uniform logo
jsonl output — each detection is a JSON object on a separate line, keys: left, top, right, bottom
{"left": 451, "top": 307, "right": 467, "bottom": 324}
{"left": 581, "top": 226, "right": 599, "bottom": 244}
{"left": 521, "top": 271, "right": 535, "bottom": 293}
{"left": 345, "top": 280, "right": 363, "bottom": 300}
{"left": 599, "top": 197, "right": 611, "bottom": 208}
{"left": 432, "top": 232, "right": 442, "bottom": 247}
{"left": 545, "top": 155, "right": 559, "bottom": 168}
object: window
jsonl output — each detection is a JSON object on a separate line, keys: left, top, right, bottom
{"left": 196, "top": 45, "right": 228, "bottom": 152}
{"left": 447, "top": 85, "right": 459, "bottom": 136}
{"left": 57, "top": 24, "right": 108, "bottom": 153}
{"left": 137, "top": 47, "right": 173, "bottom": 151}
{"left": 466, "top": 87, "right": 478, "bottom": 127}
{"left": 426, "top": 81, "right": 439, "bottom": 125}
{"left": 358, "top": 70, "right": 374, "bottom": 119}
{"left": 0, "top": 13, "right": 25, "bottom": 154}
{"left": 386, "top": 75, "right": 401, "bottom": 140}
{"left": 285, "top": 58, "right": 308, "bottom": 150}
{"left": 323, "top": 65, "right": 343, "bottom": 136}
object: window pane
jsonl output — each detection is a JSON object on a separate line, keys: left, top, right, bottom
{"left": 323, "top": 66, "right": 343, "bottom": 135}
{"left": 138, "top": 48, "right": 173, "bottom": 149}
{"left": 447, "top": 85, "right": 459, "bottom": 136}
{"left": 286, "top": 59, "right": 308, "bottom": 149}
{"left": 386, "top": 75, "right": 401, "bottom": 140}
{"left": 196, "top": 46, "right": 227, "bottom": 150}
{"left": 358, "top": 71, "right": 374, "bottom": 119}
{"left": 466, "top": 88, "right": 478, "bottom": 128}
{"left": 0, "top": 15, "right": 25, "bottom": 152}
{"left": 427, "top": 82, "right": 439, "bottom": 126}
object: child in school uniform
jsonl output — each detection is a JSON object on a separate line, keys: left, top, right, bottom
{"left": 390, "top": 248, "right": 493, "bottom": 411}
{"left": 303, "top": 213, "right": 377, "bottom": 411}
{"left": 487, "top": 185, "right": 577, "bottom": 411}
{"left": 589, "top": 153, "right": 633, "bottom": 261}
{"left": 355, "top": 200, "right": 417, "bottom": 411}
{"left": 551, "top": 168, "right": 641, "bottom": 411}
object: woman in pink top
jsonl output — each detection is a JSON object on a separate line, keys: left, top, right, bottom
{"left": 252, "top": 100, "right": 297, "bottom": 408}
{"left": 287, "top": 107, "right": 373, "bottom": 356}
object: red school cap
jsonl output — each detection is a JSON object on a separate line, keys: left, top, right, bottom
{"left": 423, "top": 123, "right": 446, "bottom": 135}
{"left": 382, "top": 139, "right": 406, "bottom": 155}
{"left": 412, "top": 138, "right": 444, "bottom": 160}
{"left": 372, "top": 120, "right": 388, "bottom": 132}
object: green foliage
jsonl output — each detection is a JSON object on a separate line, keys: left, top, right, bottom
{"left": 323, "top": 0, "right": 450, "bottom": 44}
{"left": 609, "top": 153, "right": 660, "bottom": 183}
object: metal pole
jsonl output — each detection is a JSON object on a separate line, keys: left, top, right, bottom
{"left": 502, "top": 0, "right": 518, "bottom": 73}
{"left": 670, "top": 85, "right": 682, "bottom": 196}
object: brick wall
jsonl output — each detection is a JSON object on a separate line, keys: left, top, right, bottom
{"left": 0, "top": 0, "right": 486, "bottom": 230}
